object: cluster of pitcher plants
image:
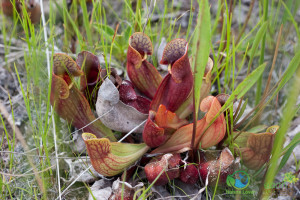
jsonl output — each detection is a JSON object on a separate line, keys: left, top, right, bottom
{"left": 50, "top": 32, "right": 277, "bottom": 189}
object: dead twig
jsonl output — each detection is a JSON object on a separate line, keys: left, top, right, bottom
{"left": 264, "top": 24, "right": 283, "bottom": 96}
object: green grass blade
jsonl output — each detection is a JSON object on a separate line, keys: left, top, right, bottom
{"left": 80, "top": 0, "right": 93, "bottom": 46}
{"left": 277, "top": 137, "right": 300, "bottom": 173}
{"left": 203, "top": 64, "right": 266, "bottom": 144}
{"left": 223, "top": 63, "right": 266, "bottom": 111}
{"left": 281, "top": 0, "right": 293, "bottom": 24}
{"left": 233, "top": 99, "right": 248, "bottom": 124}
{"left": 255, "top": 0, "right": 268, "bottom": 108}
{"left": 282, "top": 132, "right": 300, "bottom": 155}
{"left": 191, "top": 0, "right": 211, "bottom": 149}
{"left": 185, "top": 0, "right": 194, "bottom": 41}
{"left": 280, "top": 0, "right": 300, "bottom": 38}
{"left": 138, "top": 170, "right": 166, "bottom": 200}
{"left": 262, "top": 62, "right": 300, "bottom": 199}
{"left": 269, "top": 50, "right": 300, "bottom": 98}
{"left": 247, "top": 21, "right": 268, "bottom": 74}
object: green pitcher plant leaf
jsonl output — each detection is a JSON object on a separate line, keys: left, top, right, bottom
{"left": 82, "top": 133, "right": 149, "bottom": 176}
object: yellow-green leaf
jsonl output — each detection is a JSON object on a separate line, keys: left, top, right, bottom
{"left": 82, "top": 133, "right": 149, "bottom": 176}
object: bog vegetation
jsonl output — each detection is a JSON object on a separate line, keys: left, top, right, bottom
{"left": 0, "top": 0, "right": 300, "bottom": 200}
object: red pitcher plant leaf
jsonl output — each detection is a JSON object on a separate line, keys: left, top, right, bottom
{"left": 96, "top": 78, "right": 149, "bottom": 133}
{"left": 142, "top": 104, "right": 188, "bottom": 148}
{"left": 198, "top": 148, "right": 238, "bottom": 186}
{"left": 119, "top": 80, "right": 151, "bottom": 114}
{"left": 152, "top": 96, "right": 226, "bottom": 154}
{"left": 151, "top": 38, "right": 193, "bottom": 112}
{"left": 127, "top": 32, "right": 162, "bottom": 99}
{"left": 82, "top": 133, "right": 149, "bottom": 176}
{"left": 1, "top": 0, "right": 19, "bottom": 16}
{"left": 175, "top": 57, "right": 213, "bottom": 119}
{"left": 25, "top": 1, "right": 41, "bottom": 24}
{"left": 154, "top": 104, "right": 188, "bottom": 129}
{"left": 77, "top": 51, "right": 102, "bottom": 107}
{"left": 50, "top": 53, "right": 116, "bottom": 141}
{"left": 1, "top": 0, "right": 41, "bottom": 24}
{"left": 144, "top": 153, "right": 181, "bottom": 186}
{"left": 179, "top": 163, "right": 199, "bottom": 184}
{"left": 235, "top": 125, "right": 278, "bottom": 170}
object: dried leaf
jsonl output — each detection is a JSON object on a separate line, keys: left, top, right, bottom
{"left": 143, "top": 105, "right": 188, "bottom": 148}
{"left": 88, "top": 179, "right": 113, "bottom": 200}
{"left": 96, "top": 78, "right": 148, "bottom": 133}
{"left": 82, "top": 133, "right": 149, "bottom": 176}
{"left": 144, "top": 153, "right": 181, "bottom": 186}
{"left": 152, "top": 96, "right": 226, "bottom": 153}
{"left": 111, "top": 179, "right": 144, "bottom": 200}
{"left": 50, "top": 53, "right": 116, "bottom": 141}
{"left": 127, "top": 32, "right": 162, "bottom": 99}
{"left": 236, "top": 130, "right": 276, "bottom": 170}
{"left": 151, "top": 39, "right": 193, "bottom": 112}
